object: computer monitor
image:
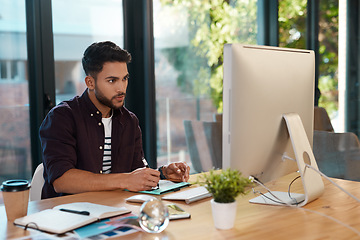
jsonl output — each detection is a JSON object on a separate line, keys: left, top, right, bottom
{"left": 222, "top": 44, "right": 324, "bottom": 206}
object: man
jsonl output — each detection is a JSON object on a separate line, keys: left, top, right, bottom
{"left": 39, "top": 41, "right": 190, "bottom": 199}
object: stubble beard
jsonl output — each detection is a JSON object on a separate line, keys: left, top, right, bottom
{"left": 94, "top": 87, "right": 125, "bottom": 110}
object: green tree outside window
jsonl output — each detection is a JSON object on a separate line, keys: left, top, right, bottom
{"left": 161, "top": 0, "right": 338, "bottom": 118}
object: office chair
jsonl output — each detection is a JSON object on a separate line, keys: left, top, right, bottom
{"left": 213, "top": 113, "right": 222, "bottom": 123}
{"left": 0, "top": 146, "right": 27, "bottom": 180}
{"left": 29, "top": 163, "right": 44, "bottom": 201}
{"left": 314, "top": 106, "right": 334, "bottom": 132}
{"left": 313, "top": 130, "right": 360, "bottom": 181}
{"left": 183, "top": 120, "right": 222, "bottom": 173}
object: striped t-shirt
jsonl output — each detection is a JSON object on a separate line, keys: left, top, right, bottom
{"left": 102, "top": 115, "right": 112, "bottom": 174}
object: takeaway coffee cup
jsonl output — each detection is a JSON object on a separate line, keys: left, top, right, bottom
{"left": 1, "top": 179, "right": 30, "bottom": 221}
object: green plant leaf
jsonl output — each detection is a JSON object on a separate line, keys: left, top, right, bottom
{"left": 195, "top": 168, "right": 253, "bottom": 203}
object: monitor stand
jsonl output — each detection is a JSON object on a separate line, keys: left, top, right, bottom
{"left": 249, "top": 113, "right": 325, "bottom": 207}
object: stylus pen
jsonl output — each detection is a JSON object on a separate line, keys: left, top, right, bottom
{"left": 142, "top": 157, "right": 160, "bottom": 190}
{"left": 59, "top": 208, "right": 90, "bottom": 216}
{"left": 142, "top": 157, "right": 150, "bottom": 169}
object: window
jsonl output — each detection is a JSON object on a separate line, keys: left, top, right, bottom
{"left": 0, "top": 60, "right": 26, "bottom": 81}
{"left": 279, "top": 1, "right": 340, "bottom": 132}
{"left": 52, "top": 0, "right": 124, "bottom": 104}
{"left": 0, "top": 0, "right": 31, "bottom": 183}
{"left": 153, "top": 0, "right": 257, "bottom": 170}
{"left": 278, "top": 0, "right": 307, "bottom": 49}
{"left": 318, "top": 0, "right": 339, "bottom": 130}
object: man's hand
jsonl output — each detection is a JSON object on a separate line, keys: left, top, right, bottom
{"left": 163, "top": 162, "right": 190, "bottom": 182}
{"left": 53, "top": 168, "right": 160, "bottom": 194}
{"left": 125, "top": 167, "right": 160, "bottom": 192}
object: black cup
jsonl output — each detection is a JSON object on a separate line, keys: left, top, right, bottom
{"left": 1, "top": 179, "right": 30, "bottom": 192}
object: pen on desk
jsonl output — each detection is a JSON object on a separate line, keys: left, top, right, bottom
{"left": 59, "top": 208, "right": 90, "bottom": 216}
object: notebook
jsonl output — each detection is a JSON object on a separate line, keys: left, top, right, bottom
{"left": 162, "top": 186, "right": 212, "bottom": 204}
{"left": 14, "top": 202, "right": 131, "bottom": 234}
{"left": 135, "top": 180, "right": 190, "bottom": 195}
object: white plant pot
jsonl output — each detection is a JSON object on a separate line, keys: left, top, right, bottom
{"left": 210, "top": 199, "right": 237, "bottom": 230}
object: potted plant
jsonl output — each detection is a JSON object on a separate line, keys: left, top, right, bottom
{"left": 196, "top": 168, "right": 253, "bottom": 230}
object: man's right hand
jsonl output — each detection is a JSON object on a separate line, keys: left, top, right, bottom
{"left": 53, "top": 168, "right": 161, "bottom": 195}
{"left": 124, "top": 167, "right": 160, "bottom": 192}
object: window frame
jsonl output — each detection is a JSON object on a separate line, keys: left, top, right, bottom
{"left": 23, "top": 0, "right": 347, "bottom": 174}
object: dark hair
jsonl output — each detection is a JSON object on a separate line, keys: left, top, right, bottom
{"left": 82, "top": 41, "right": 131, "bottom": 77}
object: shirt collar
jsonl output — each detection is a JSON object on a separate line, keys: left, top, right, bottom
{"left": 80, "top": 89, "right": 123, "bottom": 120}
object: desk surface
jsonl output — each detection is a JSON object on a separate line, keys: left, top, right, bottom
{"left": 1, "top": 173, "right": 360, "bottom": 240}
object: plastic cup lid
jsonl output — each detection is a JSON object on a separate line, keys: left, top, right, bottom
{"left": 1, "top": 179, "right": 31, "bottom": 192}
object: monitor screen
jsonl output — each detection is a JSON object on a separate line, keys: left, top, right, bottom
{"left": 222, "top": 44, "right": 315, "bottom": 184}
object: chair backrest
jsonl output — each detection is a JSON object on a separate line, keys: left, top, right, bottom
{"left": 213, "top": 113, "right": 223, "bottom": 123}
{"left": 314, "top": 106, "right": 334, "bottom": 132}
{"left": 29, "top": 163, "right": 44, "bottom": 201}
{"left": 313, "top": 131, "right": 360, "bottom": 181}
{"left": 0, "top": 146, "right": 27, "bottom": 179}
{"left": 183, "top": 120, "right": 222, "bottom": 173}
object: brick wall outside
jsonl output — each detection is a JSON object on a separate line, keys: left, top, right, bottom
{"left": 0, "top": 81, "right": 32, "bottom": 183}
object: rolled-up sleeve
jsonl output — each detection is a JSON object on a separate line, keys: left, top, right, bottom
{"left": 39, "top": 104, "right": 77, "bottom": 185}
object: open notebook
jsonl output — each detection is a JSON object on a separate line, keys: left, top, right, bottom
{"left": 14, "top": 202, "right": 131, "bottom": 234}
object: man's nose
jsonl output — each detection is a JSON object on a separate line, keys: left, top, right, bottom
{"left": 116, "top": 81, "right": 127, "bottom": 93}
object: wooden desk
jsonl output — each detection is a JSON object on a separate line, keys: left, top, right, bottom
{"left": 1, "top": 173, "right": 360, "bottom": 240}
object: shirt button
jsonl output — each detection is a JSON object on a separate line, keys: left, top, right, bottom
{"left": 96, "top": 111, "right": 100, "bottom": 114}
{"left": 90, "top": 113, "right": 94, "bottom": 117}
{"left": 98, "top": 122, "right": 102, "bottom": 126}
{"left": 99, "top": 146, "right": 103, "bottom": 150}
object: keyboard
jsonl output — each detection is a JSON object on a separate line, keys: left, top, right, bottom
{"left": 162, "top": 186, "right": 212, "bottom": 204}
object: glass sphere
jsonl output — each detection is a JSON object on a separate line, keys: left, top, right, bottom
{"left": 139, "top": 198, "right": 169, "bottom": 233}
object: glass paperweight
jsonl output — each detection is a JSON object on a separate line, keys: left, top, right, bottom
{"left": 139, "top": 198, "right": 169, "bottom": 233}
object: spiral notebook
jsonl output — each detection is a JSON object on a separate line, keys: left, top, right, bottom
{"left": 14, "top": 202, "right": 131, "bottom": 234}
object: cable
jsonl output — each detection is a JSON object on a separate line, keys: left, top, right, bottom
{"left": 304, "top": 164, "right": 360, "bottom": 203}
{"left": 251, "top": 153, "right": 360, "bottom": 236}
{"left": 282, "top": 153, "right": 360, "bottom": 203}
{"left": 251, "top": 172, "right": 360, "bottom": 237}
{"left": 251, "top": 177, "right": 298, "bottom": 207}
{"left": 302, "top": 164, "right": 360, "bottom": 236}
{"left": 300, "top": 207, "right": 360, "bottom": 236}
{"left": 281, "top": 153, "right": 296, "bottom": 162}
{"left": 252, "top": 163, "right": 360, "bottom": 206}
{"left": 287, "top": 175, "right": 302, "bottom": 205}
{"left": 252, "top": 189, "right": 286, "bottom": 205}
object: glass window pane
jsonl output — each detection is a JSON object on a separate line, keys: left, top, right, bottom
{"left": 0, "top": 0, "right": 31, "bottom": 185}
{"left": 278, "top": 0, "right": 307, "bottom": 49}
{"left": 154, "top": 0, "right": 257, "bottom": 171}
{"left": 52, "top": 0, "right": 124, "bottom": 104}
{"left": 318, "top": 0, "right": 339, "bottom": 130}
{"left": 279, "top": 1, "right": 340, "bottom": 132}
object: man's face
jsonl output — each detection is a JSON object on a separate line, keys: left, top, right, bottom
{"left": 93, "top": 61, "right": 129, "bottom": 110}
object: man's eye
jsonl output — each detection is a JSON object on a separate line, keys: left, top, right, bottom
{"left": 108, "top": 79, "right": 114, "bottom": 83}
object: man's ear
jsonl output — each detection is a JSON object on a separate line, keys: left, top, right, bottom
{"left": 85, "top": 76, "right": 95, "bottom": 90}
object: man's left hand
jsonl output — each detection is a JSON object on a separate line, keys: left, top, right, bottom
{"left": 163, "top": 162, "right": 190, "bottom": 182}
